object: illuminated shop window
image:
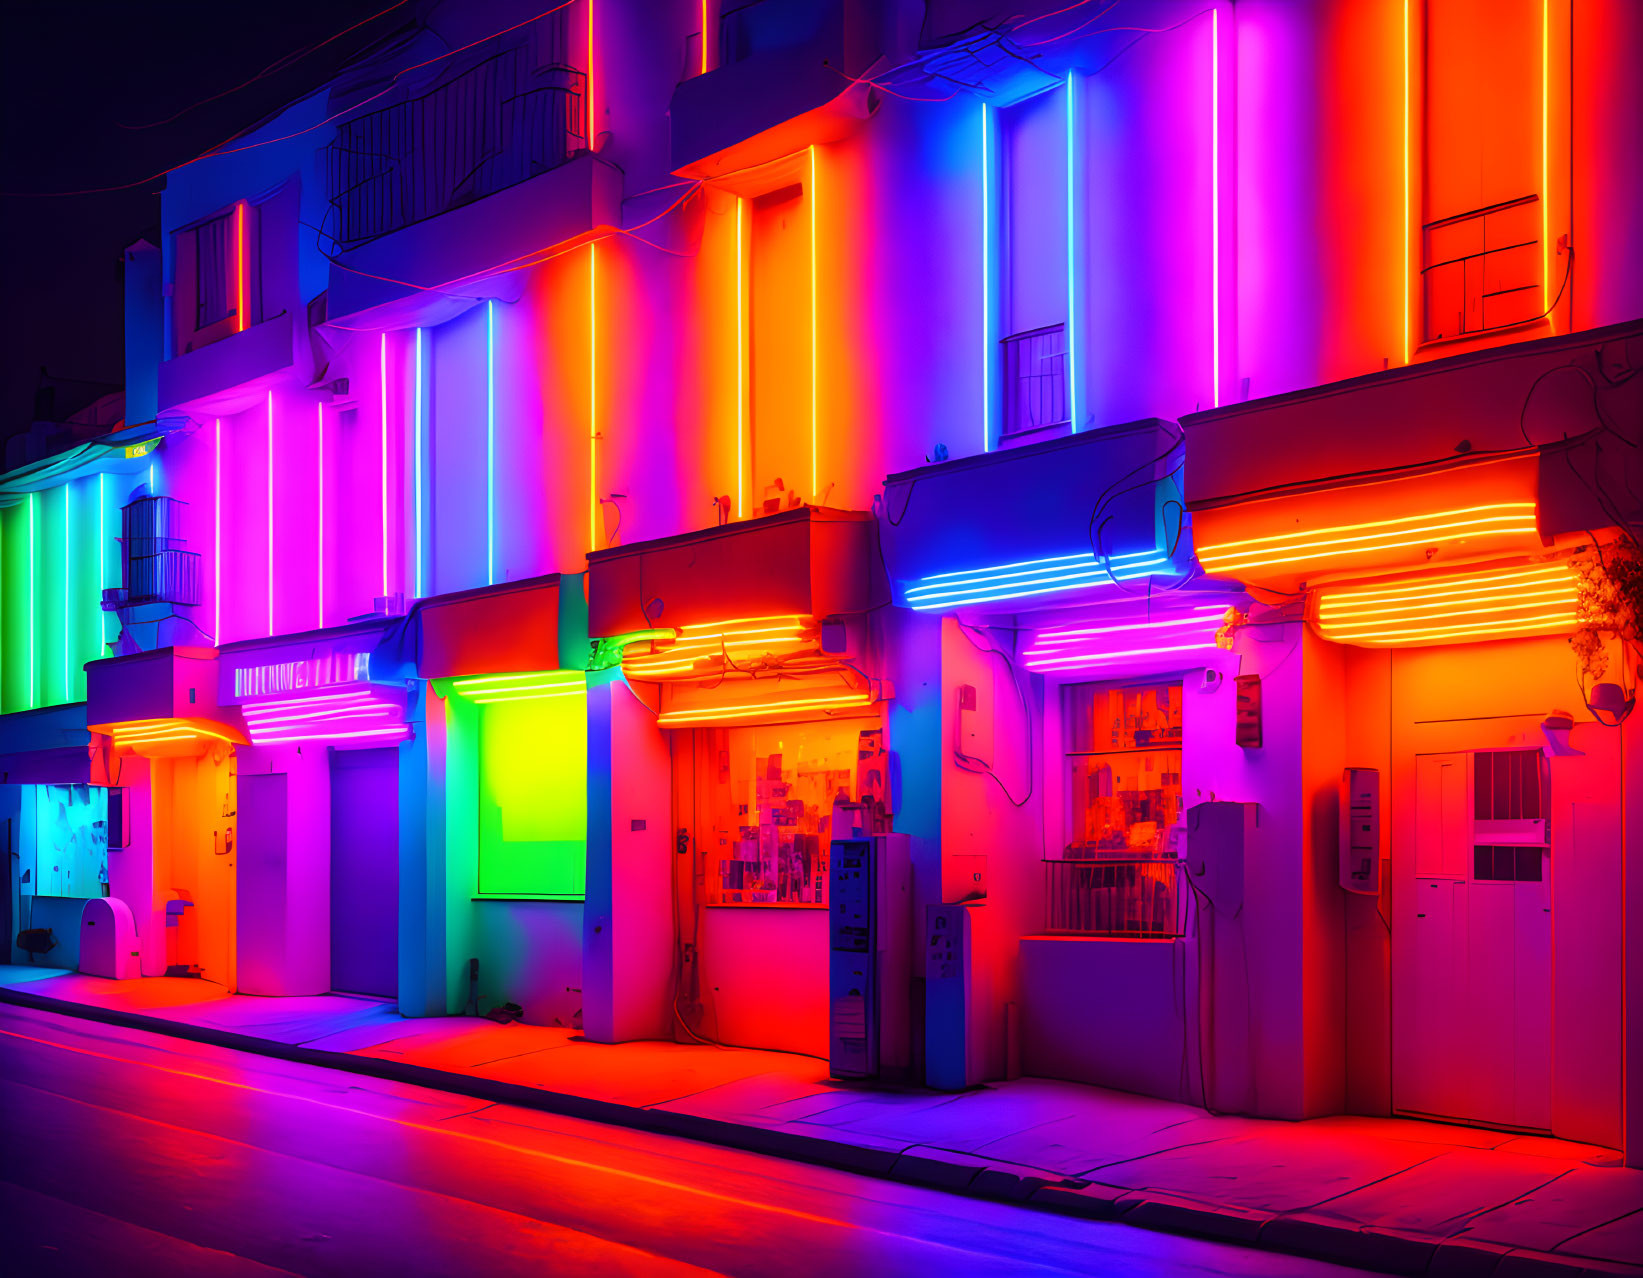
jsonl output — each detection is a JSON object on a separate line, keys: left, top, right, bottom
{"left": 690, "top": 717, "right": 873, "bottom": 906}
{"left": 1049, "top": 682, "right": 1183, "bottom": 938}
{"left": 1421, "top": 0, "right": 1548, "bottom": 342}
{"left": 25, "top": 784, "right": 110, "bottom": 900}
{"left": 475, "top": 691, "right": 588, "bottom": 898}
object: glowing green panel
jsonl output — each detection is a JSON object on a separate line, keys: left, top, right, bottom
{"left": 474, "top": 685, "right": 587, "bottom": 897}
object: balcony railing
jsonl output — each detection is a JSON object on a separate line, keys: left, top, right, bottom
{"left": 106, "top": 496, "right": 200, "bottom": 610}
{"left": 1001, "top": 324, "right": 1068, "bottom": 438}
{"left": 327, "top": 45, "right": 587, "bottom": 249}
{"left": 1043, "top": 856, "right": 1183, "bottom": 938}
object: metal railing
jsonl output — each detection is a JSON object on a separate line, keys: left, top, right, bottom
{"left": 1001, "top": 324, "right": 1068, "bottom": 437}
{"left": 1044, "top": 856, "right": 1184, "bottom": 938}
{"left": 327, "top": 45, "right": 587, "bottom": 248}
{"left": 107, "top": 496, "right": 200, "bottom": 610}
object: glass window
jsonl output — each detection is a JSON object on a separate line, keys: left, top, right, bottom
{"left": 475, "top": 691, "right": 587, "bottom": 898}
{"left": 1062, "top": 681, "right": 1183, "bottom": 858}
{"left": 693, "top": 716, "right": 874, "bottom": 906}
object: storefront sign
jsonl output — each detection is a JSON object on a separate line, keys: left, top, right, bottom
{"left": 230, "top": 651, "right": 371, "bottom": 700}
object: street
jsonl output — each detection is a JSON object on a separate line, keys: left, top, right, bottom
{"left": 0, "top": 1003, "right": 1369, "bottom": 1276}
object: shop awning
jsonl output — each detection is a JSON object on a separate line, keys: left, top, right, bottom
{"left": 879, "top": 419, "right": 1188, "bottom": 614}
{"left": 370, "top": 575, "right": 576, "bottom": 681}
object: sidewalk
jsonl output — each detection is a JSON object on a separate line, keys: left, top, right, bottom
{"left": 3, "top": 964, "right": 1638, "bottom": 1276}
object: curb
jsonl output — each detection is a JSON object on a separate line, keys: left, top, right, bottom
{"left": 3, "top": 986, "right": 1635, "bottom": 1278}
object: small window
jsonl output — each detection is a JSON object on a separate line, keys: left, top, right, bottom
{"left": 194, "top": 212, "right": 235, "bottom": 330}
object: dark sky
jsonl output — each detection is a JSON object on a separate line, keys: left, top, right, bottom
{"left": 0, "top": 0, "right": 403, "bottom": 441}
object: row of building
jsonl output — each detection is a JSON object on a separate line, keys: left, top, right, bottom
{"left": 5, "top": 0, "right": 1641, "bottom": 1162}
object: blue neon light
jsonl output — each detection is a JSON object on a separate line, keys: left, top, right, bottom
{"left": 981, "top": 102, "right": 993, "bottom": 454}
{"left": 905, "top": 548, "right": 1176, "bottom": 611}
{"left": 1065, "top": 72, "right": 1080, "bottom": 434}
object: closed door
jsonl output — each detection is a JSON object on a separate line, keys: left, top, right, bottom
{"left": 330, "top": 748, "right": 399, "bottom": 998}
{"left": 1395, "top": 750, "right": 1551, "bottom": 1131}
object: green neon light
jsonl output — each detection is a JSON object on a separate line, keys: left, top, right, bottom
{"left": 441, "top": 669, "right": 587, "bottom": 698}
{"left": 28, "top": 492, "right": 36, "bottom": 709}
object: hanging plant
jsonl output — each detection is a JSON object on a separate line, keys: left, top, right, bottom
{"left": 1570, "top": 544, "right": 1643, "bottom": 683}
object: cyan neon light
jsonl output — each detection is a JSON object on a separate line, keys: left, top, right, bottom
{"left": 414, "top": 327, "right": 425, "bottom": 599}
{"left": 486, "top": 300, "right": 496, "bottom": 585}
{"left": 1023, "top": 605, "right": 1227, "bottom": 672}
{"left": 905, "top": 549, "right": 1175, "bottom": 611}
{"left": 980, "top": 102, "right": 992, "bottom": 452}
{"left": 1065, "top": 72, "right": 1080, "bottom": 433}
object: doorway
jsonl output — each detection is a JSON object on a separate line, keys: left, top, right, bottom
{"left": 1394, "top": 748, "right": 1551, "bottom": 1130}
{"left": 329, "top": 747, "right": 399, "bottom": 998}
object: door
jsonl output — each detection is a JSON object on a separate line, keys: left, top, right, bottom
{"left": 1395, "top": 749, "right": 1551, "bottom": 1130}
{"left": 329, "top": 748, "right": 399, "bottom": 998}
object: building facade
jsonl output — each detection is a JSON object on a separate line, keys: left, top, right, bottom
{"left": 4, "top": 0, "right": 1640, "bottom": 1162}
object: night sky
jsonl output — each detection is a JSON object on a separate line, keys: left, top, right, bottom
{"left": 0, "top": 0, "right": 403, "bottom": 444}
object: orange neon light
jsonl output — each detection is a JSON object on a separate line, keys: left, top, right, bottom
{"left": 809, "top": 144, "right": 819, "bottom": 501}
{"left": 589, "top": 240, "right": 598, "bottom": 551}
{"left": 1197, "top": 503, "right": 1539, "bottom": 573}
{"left": 700, "top": 0, "right": 709, "bottom": 75}
{"left": 623, "top": 616, "right": 816, "bottom": 680}
{"left": 235, "top": 200, "right": 248, "bottom": 333}
{"left": 656, "top": 691, "right": 873, "bottom": 727}
{"left": 586, "top": 0, "right": 596, "bottom": 149}
{"left": 1315, "top": 562, "right": 1577, "bottom": 646}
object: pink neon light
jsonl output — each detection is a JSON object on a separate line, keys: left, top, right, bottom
{"left": 242, "top": 704, "right": 395, "bottom": 726}
{"left": 1210, "top": 5, "right": 1220, "bottom": 408}
{"left": 380, "top": 333, "right": 390, "bottom": 599}
{"left": 317, "top": 401, "right": 325, "bottom": 629}
{"left": 1024, "top": 606, "right": 1226, "bottom": 672}
{"left": 250, "top": 726, "right": 411, "bottom": 745}
{"left": 214, "top": 418, "right": 222, "bottom": 642}
{"left": 240, "top": 690, "right": 381, "bottom": 712}
{"left": 267, "top": 392, "right": 275, "bottom": 635}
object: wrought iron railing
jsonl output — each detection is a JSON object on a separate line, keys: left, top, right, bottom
{"left": 1001, "top": 323, "right": 1068, "bottom": 437}
{"left": 1044, "top": 856, "right": 1184, "bottom": 938}
{"left": 106, "top": 496, "right": 200, "bottom": 610}
{"left": 327, "top": 45, "right": 587, "bottom": 248}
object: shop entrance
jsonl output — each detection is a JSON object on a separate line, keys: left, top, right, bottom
{"left": 329, "top": 747, "right": 399, "bottom": 998}
{"left": 1394, "top": 748, "right": 1551, "bottom": 1131}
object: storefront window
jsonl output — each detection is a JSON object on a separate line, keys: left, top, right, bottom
{"left": 692, "top": 717, "right": 873, "bottom": 906}
{"left": 475, "top": 692, "right": 587, "bottom": 898}
{"left": 1062, "top": 681, "right": 1183, "bottom": 857}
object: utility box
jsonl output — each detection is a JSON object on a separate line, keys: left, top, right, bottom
{"left": 79, "top": 897, "right": 140, "bottom": 980}
{"left": 924, "top": 903, "right": 971, "bottom": 1091}
{"left": 828, "top": 827, "right": 910, "bottom": 1079}
{"left": 1340, "top": 767, "right": 1382, "bottom": 895}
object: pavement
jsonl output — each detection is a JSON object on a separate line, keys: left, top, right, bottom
{"left": 3, "top": 964, "right": 1639, "bottom": 1276}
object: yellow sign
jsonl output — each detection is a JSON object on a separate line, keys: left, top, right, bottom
{"left": 123, "top": 438, "right": 160, "bottom": 459}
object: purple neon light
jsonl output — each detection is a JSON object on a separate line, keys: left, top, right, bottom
{"left": 240, "top": 687, "right": 408, "bottom": 744}
{"left": 1023, "top": 605, "right": 1227, "bottom": 672}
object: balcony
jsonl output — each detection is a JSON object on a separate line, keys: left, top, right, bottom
{"left": 669, "top": 0, "right": 899, "bottom": 177}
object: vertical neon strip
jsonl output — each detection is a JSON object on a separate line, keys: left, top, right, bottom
{"left": 1541, "top": 0, "right": 1552, "bottom": 331}
{"left": 214, "top": 418, "right": 222, "bottom": 642}
{"left": 586, "top": 0, "right": 596, "bottom": 148}
{"left": 98, "top": 472, "right": 106, "bottom": 646}
{"left": 981, "top": 103, "right": 992, "bottom": 453}
{"left": 736, "top": 197, "right": 745, "bottom": 519}
{"left": 267, "top": 391, "right": 275, "bottom": 636}
{"left": 809, "top": 145, "right": 818, "bottom": 501}
{"left": 414, "top": 328, "right": 424, "bottom": 599}
{"left": 700, "top": 0, "right": 709, "bottom": 74}
{"left": 1065, "top": 72, "right": 1079, "bottom": 432}
{"left": 589, "top": 242, "right": 599, "bottom": 551}
{"left": 317, "top": 402, "right": 325, "bottom": 630}
{"left": 1210, "top": 8, "right": 1221, "bottom": 409}
{"left": 1402, "top": 0, "right": 1410, "bottom": 364}
{"left": 63, "top": 484, "right": 71, "bottom": 699}
{"left": 380, "top": 332, "right": 390, "bottom": 598}
{"left": 27, "top": 493, "right": 35, "bottom": 708}
{"left": 235, "top": 200, "right": 247, "bottom": 333}
{"left": 486, "top": 300, "right": 496, "bottom": 585}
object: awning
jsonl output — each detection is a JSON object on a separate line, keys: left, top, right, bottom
{"left": 370, "top": 575, "right": 575, "bottom": 681}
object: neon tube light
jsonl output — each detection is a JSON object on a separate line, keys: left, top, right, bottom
{"left": 28, "top": 492, "right": 35, "bottom": 708}
{"left": 1541, "top": 0, "right": 1551, "bottom": 332}
{"left": 214, "top": 418, "right": 222, "bottom": 642}
{"left": 414, "top": 328, "right": 424, "bottom": 599}
{"left": 63, "top": 483, "right": 71, "bottom": 698}
{"left": 656, "top": 690, "right": 874, "bottom": 727}
{"left": 1196, "top": 503, "right": 1540, "bottom": 573}
{"left": 449, "top": 672, "right": 586, "bottom": 692}
{"left": 700, "top": 0, "right": 709, "bottom": 74}
{"left": 254, "top": 727, "right": 411, "bottom": 746}
{"left": 380, "top": 332, "right": 390, "bottom": 598}
{"left": 1065, "top": 72, "right": 1079, "bottom": 432}
{"left": 235, "top": 200, "right": 248, "bottom": 333}
{"left": 589, "top": 240, "right": 598, "bottom": 552}
{"left": 623, "top": 617, "right": 816, "bottom": 679}
{"left": 98, "top": 472, "right": 106, "bottom": 646}
{"left": 736, "top": 197, "right": 746, "bottom": 519}
{"left": 586, "top": 0, "right": 596, "bottom": 148}
{"left": 1315, "top": 562, "right": 1577, "bottom": 646}
{"left": 241, "top": 690, "right": 382, "bottom": 711}
{"left": 487, "top": 300, "right": 496, "bottom": 584}
{"left": 1402, "top": 0, "right": 1410, "bottom": 364}
{"left": 1024, "top": 606, "right": 1227, "bottom": 672}
{"left": 267, "top": 392, "right": 275, "bottom": 636}
{"left": 809, "top": 144, "right": 819, "bottom": 500}
{"left": 905, "top": 549, "right": 1175, "bottom": 611}
{"left": 316, "top": 402, "right": 325, "bottom": 629}
{"left": 980, "top": 102, "right": 992, "bottom": 453}
{"left": 1209, "top": 8, "right": 1220, "bottom": 408}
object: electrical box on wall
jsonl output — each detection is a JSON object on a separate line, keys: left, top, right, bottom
{"left": 828, "top": 821, "right": 910, "bottom": 1081}
{"left": 924, "top": 903, "right": 971, "bottom": 1092}
{"left": 1234, "top": 674, "right": 1262, "bottom": 748}
{"left": 1340, "top": 767, "right": 1382, "bottom": 895}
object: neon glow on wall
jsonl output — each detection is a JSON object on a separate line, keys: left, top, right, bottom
{"left": 1196, "top": 502, "right": 1540, "bottom": 575}
{"left": 905, "top": 549, "right": 1176, "bottom": 611}
{"left": 1210, "top": 6, "right": 1220, "bottom": 407}
{"left": 979, "top": 102, "right": 993, "bottom": 452}
{"left": 1541, "top": 0, "right": 1552, "bottom": 332}
{"left": 1315, "top": 562, "right": 1578, "bottom": 646}
{"left": 267, "top": 392, "right": 275, "bottom": 635}
{"left": 656, "top": 690, "right": 873, "bottom": 728}
{"left": 736, "top": 196, "right": 746, "bottom": 518}
{"left": 214, "top": 418, "right": 223, "bottom": 643}
{"left": 445, "top": 669, "right": 586, "bottom": 706}
{"left": 241, "top": 689, "right": 409, "bottom": 745}
{"left": 486, "top": 299, "right": 496, "bottom": 584}
{"left": 235, "top": 200, "right": 248, "bottom": 334}
{"left": 316, "top": 402, "right": 325, "bottom": 629}
{"left": 589, "top": 241, "right": 599, "bottom": 552}
{"left": 1023, "top": 605, "right": 1227, "bottom": 673}
{"left": 380, "top": 332, "right": 390, "bottom": 598}
{"left": 1065, "top": 72, "right": 1080, "bottom": 432}
{"left": 107, "top": 718, "right": 244, "bottom": 757}
{"left": 622, "top": 616, "right": 816, "bottom": 681}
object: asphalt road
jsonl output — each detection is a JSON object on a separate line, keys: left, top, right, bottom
{"left": 0, "top": 1003, "right": 1370, "bottom": 1277}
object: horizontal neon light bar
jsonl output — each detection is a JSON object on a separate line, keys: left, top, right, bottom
{"left": 1197, "top": 503, "right": 1538, "bottom": 573}
{"left": 449, "top": 670, "right": 585, "bottom": 692}
{"left": 238, "top": 689, "right": 384, "bottom": 712}
{"left": 1315, "top": 562, "right": 1577, "bottom": 646}
{"left": 906, "top": 550, "right": 1175, "bottom": 611}
{"left": 1023, "top": 606, "right": 1227, "bottom": 672}
{"left": 467, "top": 689, "right": 587, "bottom": 706}
{"left": 1025, "top": 640, "right": 1222, "bottom": 672}
{"left": 623, "top": 616, "right": 818, "bottom": 681}
{"left": 656, "top": 691, "right": 874, "bottom": 727}
{"left": 252, "top": 726, "right": 411, "bottom": 745}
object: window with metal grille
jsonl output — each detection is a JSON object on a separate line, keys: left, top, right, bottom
{"left": 1001, "top": 324, "right": 1067, "bottom": 437}
{"left": 194, "top": 212, "right": 234, "bottom": 329}
{"left": 1470, "top": 747, "right": 1547, "bottom": 882}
